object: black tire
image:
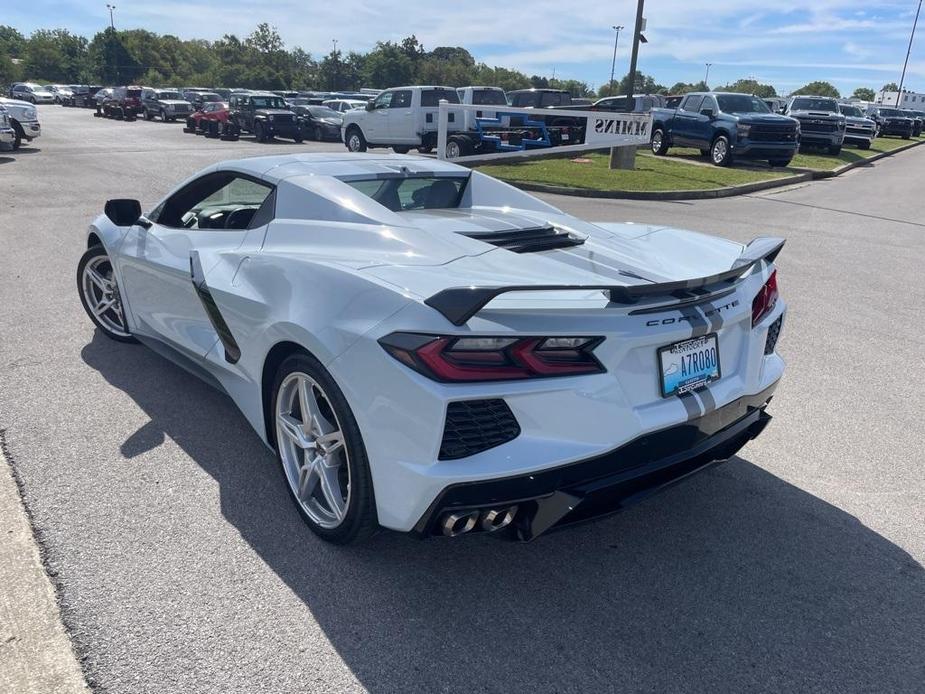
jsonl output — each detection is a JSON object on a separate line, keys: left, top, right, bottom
{"left": 144, "top": 109, "right": 152, "bottom": 120}
{"left": 902, "top": 133, "right": 911, "bottom": 140}
{"left": 255, "top": 120, "right": 266, "bottom": 142}
{"left": 699, "top": 148, "right": 710, "bottom": 157}
{"left": 445, "top": 135, "right": 472, "bottom": 159}
{"left": 345, "top": 126, "right": 367, "bottom": 152}
{"left": 271, "top": 352, "right": 377, "bottom": 544}
{"left": 159, "top": 109, "right": 167, "bottom": 121}
{"left": 768, "top": 159, "right": 792, "bottom": 168}
{"left": 417, "top": 146, "right": 434, "bottom": 154}
{"left": 828, "top": 145, "right": 841, "bottom": 155}
{"left": 293, "top": 131, "right": 303, "bottom": 144}
{"left": 710, "top": 135, "right": 733, "bottom": 166}
{"left": 11, "top": 122, "right": 23, "bottom": 150}
{"left": 859, "top": 142, "right": 871, "bottom": 150}
{"left": 76, "top": 246, "right": 137, "bottom": 344}
{"left": 313, "top": 125, "right": 323, "bottom": 141}
{"left": 650, "top": 127, "right": 669, "bottom": 155}
{"left": 392, "top": 145, "right": 411, "bottom": 154}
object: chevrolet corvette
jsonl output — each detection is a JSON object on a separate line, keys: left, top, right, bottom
{"left": 77, "top": 153, "right": 786, "bottom": 544}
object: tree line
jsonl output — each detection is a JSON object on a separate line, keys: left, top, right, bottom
{"left": 0, "top": 23, "right": 891, "bottom": 101}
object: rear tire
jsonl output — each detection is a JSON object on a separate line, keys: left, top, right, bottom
{"left": 11, "top": 122, "right": 23, "bottom": 150}
{"left": 768, "top": 159, "right": 792, "bottom": 168}
{"left": 827, "top": 145, "right": 842, "bottom": 155}
{"left": 859, "top": 142, "right": 871, "bottom": 150}
{"left": 255, "top": 121, "right": 266, "bottom": 142}
{"left": 392, "top": 145, "right": 411, "bottom": 154}
{"left": 313, "top": 125, "right": 323, "bottom": 141}
{"left": 650, "top": 128, "right": 669, "bottom": 155}
{"left": 710, "top": 135, "right": 733, "bottom": 166}
{"left": 271, "top": 353, "right": 377, "bottom": 545}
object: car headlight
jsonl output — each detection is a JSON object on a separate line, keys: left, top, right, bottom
{"left": 26, "top": 109, "right": 36, "bottom": 119}
{"left": 736, "top": 124, "right": 751, "bottom": 137}
{"left": 268, "top": 115, "right": 274, "bottom": 121}
{"left": 838, "top": 120, "right": 845, "bottom": 130}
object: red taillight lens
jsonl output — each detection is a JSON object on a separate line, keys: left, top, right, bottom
{"left": 751, "top": 270, "right": 779, "bottom": 327}
{"left": 379, "top": 333, "right": 605, "bottom": 382}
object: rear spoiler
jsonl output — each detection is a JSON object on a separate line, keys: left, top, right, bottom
{"left": 424, "top": 236, "right": 785, "bottom": 326}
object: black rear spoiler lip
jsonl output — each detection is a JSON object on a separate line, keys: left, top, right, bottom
{"left": 424, "top": 237, "right": 784, "bottom": 326}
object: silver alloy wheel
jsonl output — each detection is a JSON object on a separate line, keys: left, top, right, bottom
{"left": 651, "top": 131, "right": 662, "bottom": 152}
{"left": 276, "top": 372, "right": 350, "bottom": 529}
{"left": 348, "top": 133, "right": 362, "bottom": 151}
{"left": 81, "top": 255, "right": 131, "bottom": 337}
{"left": 445, "top": 140, "right": 461, "bottom": 159}
{"left": 712, "top": 138, "right": 728, "bottom": 164}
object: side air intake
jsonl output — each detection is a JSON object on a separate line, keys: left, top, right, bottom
{"left": 459, "top": 226, "right": 584, "bottom": 253}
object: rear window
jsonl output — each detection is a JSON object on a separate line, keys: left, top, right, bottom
{"left": 157, "top": 91, "right": 182, "bottom": 100}
{"left": 343, "top": 176, "right": 467, "bottom": 211}
{"left": 839, "top": 105, "right": 863, "bottom": 117}
{"left": 421, "top": 89, "right": 461, "bottom": 106}
{"left": 540, "top": 92, "right": 569, "bottom": 107}
{"left": 790, "top": 97, "right": 838, "bottom": 112}
{"left": 471, "top": 89, "right": 507, "bottom": 106}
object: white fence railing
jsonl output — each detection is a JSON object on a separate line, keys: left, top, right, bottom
{"left": 436, "top": 100, "right": 652, "bottom": 163}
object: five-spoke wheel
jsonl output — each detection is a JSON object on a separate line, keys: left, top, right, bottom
{"left": 77, "top": 245, "right": 136, "bottom": 342}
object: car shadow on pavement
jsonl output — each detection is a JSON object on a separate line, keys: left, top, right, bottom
{"left": 81, "top": 332, "right": 925, "bottom": 693}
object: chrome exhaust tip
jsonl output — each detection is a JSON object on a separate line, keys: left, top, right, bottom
{"left": 480, "top": 506, "right": 518, "bottom": 532}
{"left": 441, "top": 510, "right": 480, "bottom": 537}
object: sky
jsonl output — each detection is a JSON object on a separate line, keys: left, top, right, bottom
{"left": 7, "top": 1, "right": 925, "bottom": 95}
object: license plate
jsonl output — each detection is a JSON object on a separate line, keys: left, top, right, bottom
{"left": 658, "top": 334, "right": 721, "bottom": 397}
{"left": 561, "top": 133, "right": 570, "bottom": 141}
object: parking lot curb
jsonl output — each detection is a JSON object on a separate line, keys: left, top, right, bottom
{"left": 0, "top": 433, "right": 90, "bottom": 694}
{"left": 492, "top": 138, "right": 923, "bottom": 200}
{"left": 497, "top": 172, "right": 814, "bottom": 200}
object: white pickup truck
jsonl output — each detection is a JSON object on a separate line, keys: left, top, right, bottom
{"left": 0, "top": 97, "right": 42, "bottom": 149}
{"left": 341, "top": 86, "right": 464, "bottom": 155}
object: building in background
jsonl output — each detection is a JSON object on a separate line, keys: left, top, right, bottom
{"left": 876, "top": 90, "right": 925, "bottom": 107}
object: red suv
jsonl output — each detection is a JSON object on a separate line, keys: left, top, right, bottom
{"left": 183, "top": 101, "right": 236, "bottom": 139}
{"left": 96, "top": 86, "right": 144, "bottom": 121}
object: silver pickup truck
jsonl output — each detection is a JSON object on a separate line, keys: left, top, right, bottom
{"left": 0, "top": 97, "right": 42, "bottom": 149}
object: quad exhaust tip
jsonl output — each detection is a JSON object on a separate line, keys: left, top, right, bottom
{"left": 440, "top": 506, "right": 519, "bottom": 537}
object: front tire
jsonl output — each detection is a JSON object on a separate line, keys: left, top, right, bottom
{"left": 710, "top": 135, "right": 733, "bottom": 166}
{"left": 271, "top": 353, "right": 377, "bottom": 544}
{"left": 828, "top": 145, "right": 842, "bottom": 155}
{"left": 77, "top": 246, "right": 136, "bottom": 343}
{"left": 768, "top": 159, "right": 792, "bottom": 168}
{"left": 255, "top": 121, "right": 266, "bottom": 142}
{"left": 345, "top": 127, "right": 367, "bottom": 152}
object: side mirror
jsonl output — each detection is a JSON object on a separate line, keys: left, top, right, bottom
{"left": 701, "top": 108, "right": 715, "bottom": 119}
{"left": 104, "top": 198, "right": 142, "bottom": 227}
{"left": 366, "top": 101, "right": 375, "bottom": 111}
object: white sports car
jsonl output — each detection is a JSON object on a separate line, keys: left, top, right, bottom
{"left": 77, "top": 153, "right": 786, "bottom": 544}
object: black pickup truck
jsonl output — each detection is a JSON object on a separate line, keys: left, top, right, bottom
{"left": 223, "top": 92, "right": 303, "bottom": 143}
{"left": 650, "top": 91, "right": 800, "bottom": 167}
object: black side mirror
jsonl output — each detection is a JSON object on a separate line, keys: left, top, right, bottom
{"left": 701, "top": 108, "right": 715, "bottom": 118}
{"left": 105, "top": 199, "right": 142, "bottom": 227}
{"left": 366, "top": 101, "right": 375, "bottom": 111}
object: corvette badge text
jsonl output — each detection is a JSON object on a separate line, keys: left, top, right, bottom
{"left": 645, "top": 299, "right": 740, "bottom": 327}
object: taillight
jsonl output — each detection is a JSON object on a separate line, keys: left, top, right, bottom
{"left": 751, "top": 270, "right": 779, "bottom": 327}
{"left": 379, "top": 333, "right": 605, "bottom": 382}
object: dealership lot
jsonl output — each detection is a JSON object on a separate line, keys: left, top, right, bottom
{"left": 0, "top": 107, "right": 923, "bottom": 693}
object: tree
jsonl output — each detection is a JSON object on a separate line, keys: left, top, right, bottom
{"left": 608, "top": 71, "right": 666, "bottom": 96}
{"left": 668, "top": 80, "right": 708, "bottom": 95}
{"left": 362, "top": 41, "right": 414, "bottom": 88}
{"left": 0, "top": 52, "right": 19, "bottom": 86}
{"left": 88, "top": 28, "right": 141, "bottom": 84}
{"left": 0, "top": 26, "right": 26, "bottom": 58}
{"left": 21, "top": 29, "right": 88, "bottom": 82}
{"left": 881, "top": 82, "right": 899, "bottom": 92}
{"left": 852, "top": 87, "right": 875, "bottom": 101}
{"left": 791, "top": 81, "right": 840, "bottom": 98}
{"left": 715, "top": 78, "right": 777, "bottom": 98}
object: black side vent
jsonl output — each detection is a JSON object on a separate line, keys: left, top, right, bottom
{"left": 765, "top": 315, "right": 783, "bottom": 355}
{"left": 460, "top": 226, "right": 585, "bottom": 253}
{"left": 439, "top": 399, "right": 521, "bottom": 460}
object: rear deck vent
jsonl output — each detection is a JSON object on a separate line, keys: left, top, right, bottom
{"left": 460, "top": 226, "right": 585, "bottom": 253}
{"left": 439, "top": 399, "right": 521, "bottom": 460}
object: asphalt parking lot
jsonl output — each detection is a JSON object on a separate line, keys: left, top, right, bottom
{"left": 1, "top": 106, "right": 923, "bottom": 693}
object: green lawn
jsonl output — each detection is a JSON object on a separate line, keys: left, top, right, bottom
{"left": 657, "top": 135, "right": 924, "bottom": 172}
{"left": 477, "top": 152, "right": 790, "bottom": 192}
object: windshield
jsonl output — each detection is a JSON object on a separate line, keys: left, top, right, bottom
{"left": 308, "top": 106, "right": 340, "bottom": 119}
{"left": 421, "top": 89, "right": 461, "bottom": 106}
{"left": 157, "top": 91, "right": 182, "bottom": 100}
{"left": 838, "top": 105, "right": 863, "bottom": 117}
{"left": 201, "top": 93, "right": 221, "bottom": 102}
{"left": 790, "top": 97, "right": 838, "bottom": 112}
{"left": 471, "top": 89, "right": 507, "bottom": 106}
{"left": 716, "top": 95, "right": 770, "bottom": 113}
{"left": 879, "top": 108, "right": 903, "bottom": 117}
{"left": 251, "top": 96, "right": 287, "bottom": 109}
{"left": 344, "top": 176, "right": 467, "bottom": 211}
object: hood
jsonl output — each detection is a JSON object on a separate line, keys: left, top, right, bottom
{"left": 789, "top": 110, "right": 842, "bottom": 118}
{"left": 843, "top": 116, "right": 874, "bottom": 125}
{"left": 0, "top": 98, "right": 37, "bottom": 116}
{"left": 158, "top": 99, "right": 191, "bottom": 106}
{"left": 259, "top": 109, "right": 294, "bottom": 116}
{"left": 319, "top": 118, "right": 343, "bottom": 125}
{"left": 357, "top": 208, "right": 746, "bottom": 301}
{"left": 731, "top": 113, "right": 795, "bottom": 124}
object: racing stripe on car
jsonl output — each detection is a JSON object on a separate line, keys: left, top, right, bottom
{"left": 542, "top": 249, "right": 646, "bottom": 282}
{"left": 678, "top": 392, "right": 702, "bottom": 420}
{"left": 700, "top": 301, "right": 724, "bottom": 333}
{"left": 679, "top": 305, "right": 709, "bottom": 337}
{"left": 693, "top": 388, "right": 717, "bottom": 415}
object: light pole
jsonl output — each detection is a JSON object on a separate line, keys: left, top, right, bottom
{"left": 106, "top": 4, "right": 115, "bottom": 29}
{"left": 609, "top": 25, "right": 624, "bottom": 96}
{"left": 704, "top": 63, "right": 712, "bottom": 87}
{"left": 897, "top": 0, "right": 922, "bottom": 107}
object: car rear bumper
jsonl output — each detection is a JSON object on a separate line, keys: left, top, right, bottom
{"left": 412, "top": 383, "right": 778, "bottom": 540}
